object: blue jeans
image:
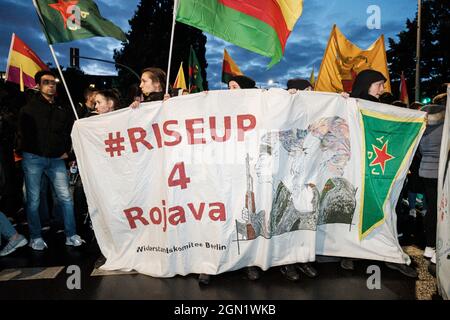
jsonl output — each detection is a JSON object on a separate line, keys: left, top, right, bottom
{"left": 0, "top": 211, "right": 16, "bottom": 243}
{"left": 39, "top": 175, "right": 63, "bottom": 227}
{"left": 22, "top": 152, "right": 76, "bottom": 239}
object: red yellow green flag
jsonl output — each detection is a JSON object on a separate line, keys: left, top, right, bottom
{"left": 176, "top": 0, "right": 303, "bottom": 67}
{"left": 5, "top": 33, "right": 49, "bottom": 91}
{"left": 222, "top": 49, "right": 243, "bottom": 84}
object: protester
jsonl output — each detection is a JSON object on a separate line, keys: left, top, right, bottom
{"left": 432, "top": 92, "right": 447, "bottom": 106}
{"left": 350, "top": 69, "right": 386, "bottom": 102}
{"left": 77, "top": 87, "right": 98, "bottom": 118}
{"left": 405, "top": 151, "right": 427, "bottom": 218}
{"left": 379, "top": 92, "right": 396, "bottom": 105}
{"left": 129, "top": 67, "right": 171, "bottom": 109}
{"left": 287, "top": 78, "right": 313, "bottom": 93}
{"left": 0, "top": 135, "right": 27, "bottom": 256}
{"left": 419, "top": 103, "right": 446, "bottom": 264}
{"left": 347, "top": 69, "right": 418, "bottom": 278}
{"left": 94, "top": 89, "right": 121, "bottom": 114}
{"left": 198, "top": 75, "right": 259, "bottom": 286}
{"left": 0, "top": 211, "right": 27, "bottom": 256}
{"left": 282, "top": 78, "right": 320, "bottom": 281}
{"left": 228, "top": 75, "right": 257, "bottom": 90}
{"left": 17, "top": 70, "right": 83, "bottom": 250}
{"left": 172, "top": 87, "right": 189, "bottom": 96}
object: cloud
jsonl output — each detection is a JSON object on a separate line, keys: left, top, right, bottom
{"left": 0, "top": 0, "right": 417, "bottom": 91}
{"left": 82, "top": 61, "right": 117, "bottom": 75}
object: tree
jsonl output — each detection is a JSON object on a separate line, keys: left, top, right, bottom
{"left": 387, "top": 0, "right": 450, "bottom": 102}
{"left": 114, "top": 0, "right": 208, "bottom": 99}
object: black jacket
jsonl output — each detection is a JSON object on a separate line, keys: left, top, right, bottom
{"left": 18, "top": 94, "right": 74, "bottom": 158}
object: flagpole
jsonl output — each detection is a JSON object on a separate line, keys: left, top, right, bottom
{"left": 415, "top": 0, "right": 422, "bottom": 102}
{"left": 166, "top": 0, "right": 179, "bottom": 95}
{"left": 32, "top": 0, "right": 78, "bottom": 120}
{"left": 48, "top": 44, "right": 79, "bottom": 120}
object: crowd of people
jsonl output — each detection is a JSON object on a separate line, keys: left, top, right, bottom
{"left": 0, "top": 66, "right": 447, "bottom": 287}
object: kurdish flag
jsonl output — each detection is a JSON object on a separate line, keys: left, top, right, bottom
{"left": 360, "top": 109, "right": 425, "bottom": 239}
{"left": 176, "top": 0, "right": 303, "bottom": 67}
{"left": 173, "top": 62, "right": 187, "bottom": 90}
{"left": 222, "top": 49, "right": 243, "bottom": 84}
{"left": 33, "top": 0, "right": 126, "bottom": 44}
{"left": 5, "top": 33, "right": 49, "bottom": 91}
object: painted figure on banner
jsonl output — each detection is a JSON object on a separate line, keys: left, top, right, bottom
{"left": 236, "top": 116, "right": 356, "bottom": 240}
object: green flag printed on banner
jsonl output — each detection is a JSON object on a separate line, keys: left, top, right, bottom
{"left": 360, "top": 109, "right": 425, "bottom": 239}
{"left": 33, "top": 0, "right": 127, "bottom": 44}
{"left": 188, "top": 46, "right": 204, "bottom": 93}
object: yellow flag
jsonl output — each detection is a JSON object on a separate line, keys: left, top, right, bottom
{"left": 315, "top": 25, "right": 391, "bottom": 93}
{"left": 173, "top": 62, "right": 187, "bottom": 90}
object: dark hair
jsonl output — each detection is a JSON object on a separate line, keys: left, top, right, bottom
{"left": 287, "top": 78, "right": 312, "bottom": 91}
{"left": 141, "top": 67, "right": 167, "bottom": 93}
{"left": 34, "top": 70, "right": 56, "bottom": 85}
{"left": 228, "top": 75, "right": 256, "bottom": 89}
{"left": 84, "top": 87, "right": 98, "bottom": 100}
{"left": 96, "top": 89, "right": 121, "bottom": 110}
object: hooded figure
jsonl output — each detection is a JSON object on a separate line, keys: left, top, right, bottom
{"left": 287, "top": 78, "right": 313, "bottom": 91}
{"left": 228, "top": 75, "right": 257, "bottom": 89}
{"left": 350, "top": 69, "right": 387, "bottom": 102}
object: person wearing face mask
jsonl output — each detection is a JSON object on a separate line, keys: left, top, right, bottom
{"left": 129, "top": 67, "right": 171, "bottom": 109}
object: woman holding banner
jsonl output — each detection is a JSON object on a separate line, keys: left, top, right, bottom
{"left": 129, "top": 68, "right": 171, "bottom": 109}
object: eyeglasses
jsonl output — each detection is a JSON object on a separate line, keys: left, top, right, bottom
{"left": 41, "top": 79, "right": 56, "bottom": 86}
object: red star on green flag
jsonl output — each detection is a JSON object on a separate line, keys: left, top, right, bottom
{"left": 370, "top": 142, "right": 395, "bottom": 174}
{"left": 360, "top": 110, "right": 425, "bottom": 239}
{"left": 33, "top": 0, "right": 126, "bottom": 44}
{"left": 48, "top": 0, "right": 79, "bottom": 29}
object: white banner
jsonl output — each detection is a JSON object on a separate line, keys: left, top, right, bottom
{"left": 437, "top": 86, "right": 450, "bottom": 300}
{"left": 72, "top": 89, "right": 425, "bottom": 277}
